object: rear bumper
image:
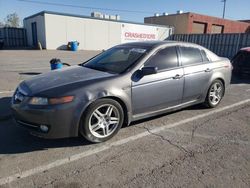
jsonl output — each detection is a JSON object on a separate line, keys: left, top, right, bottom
{"left": 11, "top": 101, "right": 81, "bottom": 139}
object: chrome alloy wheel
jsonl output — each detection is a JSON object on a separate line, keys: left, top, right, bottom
{"left": 89, "top": 104, "right": 120, "bottom": 138}
{"left": 209, "top": 82, "right": 223, "bottom": 106}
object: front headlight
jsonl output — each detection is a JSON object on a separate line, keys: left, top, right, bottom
{"left": 29, "top": 96, "right": 74, "bottom": 105}
{"left": 29, "top": 97, "right": 48, "bottom": 105}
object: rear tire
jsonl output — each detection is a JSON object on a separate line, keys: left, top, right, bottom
{"left": 79, "top": 99, "right": 124, "bottom": 143}
{"left": 204, "top": 80, "right": 224, "bottom": 108}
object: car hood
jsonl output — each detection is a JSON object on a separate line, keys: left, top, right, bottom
{"left": 21, "top": 65, "right": 114, "bottom": 95}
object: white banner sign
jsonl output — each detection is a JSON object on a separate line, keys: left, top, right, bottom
{"left": 121, "top": 24, "right": 159, "bottom": 43}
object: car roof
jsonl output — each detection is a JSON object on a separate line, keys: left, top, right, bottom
{"left": 118, "top": 40, "right": 203, "bottom": 49}
{"left": 117, "top": 40, "right": 221, "bottom": 61}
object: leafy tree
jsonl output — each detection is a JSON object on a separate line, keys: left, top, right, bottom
{"left": 4, "top": 12, "right": 20, "bottom": 27}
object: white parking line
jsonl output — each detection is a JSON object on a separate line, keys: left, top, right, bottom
{"left": 233, "top": 84, "right": 249, "bottom": 87}
{"left": 0, "top": 90, "right": 14, "bottom": 94}
{"left": 0, "top": 99, "right": 250, "bottom": 185}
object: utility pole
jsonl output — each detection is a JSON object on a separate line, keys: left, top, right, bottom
{"left": 222, "top": 0, "right": 227, "bottom": 19}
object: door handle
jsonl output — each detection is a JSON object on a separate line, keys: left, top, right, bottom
{"left": 173, "top": 74, "right": 183, "bottom": 79}
{"left": 204, "top": 68, "right": 211, "bottom": 72}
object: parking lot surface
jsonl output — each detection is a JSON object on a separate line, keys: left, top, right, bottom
{"left": 0, "top": 50, "right": 250, "bottom": 188}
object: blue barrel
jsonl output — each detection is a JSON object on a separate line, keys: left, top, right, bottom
{"left": 50, "top": 62, "right": 63, "bottom": 70}
{"left": 71, "top": 41, "right": 78, "bottom": 51}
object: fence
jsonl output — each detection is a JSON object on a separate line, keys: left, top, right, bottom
{"left": 167, "top": 33, "right": 250, "bottom": 59}
{"left": 0, "top": 27, "right": 27, "bottom": 48}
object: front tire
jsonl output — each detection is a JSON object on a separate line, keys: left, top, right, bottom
{"left": 204, "top": 80, "right": 224, "bottom": 108}
{"left": 80, "top": 99, "right": 124, "bottom": 143}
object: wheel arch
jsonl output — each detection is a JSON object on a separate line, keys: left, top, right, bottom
{"left": 77, "top": 96, "right": 130, "bottom": 136}
{"left": 213, "top": 77, "right": 225, "bottom": 96}
{"left": 204, "top": 77, "right": 225, "bottom": 108}
{"left": 102, "top": 96, "right": 130, "bottom": 126}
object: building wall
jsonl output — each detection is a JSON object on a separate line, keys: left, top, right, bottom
{"left": 44, "top": 13, "right": 171, "bottom": 50}
{"left": 144, "top": 14, "right": 189, "bottom": 34}
{"left": 188, "top": 13, "right": 250, "bottom": 34}
{"left": 23, "top": 15, "right": 46, "bottom": 47}
{"left": 158, "top": 25, "right": 173, "bottom": 40}
{"left": 44, "top": 14, "right": 122, "bottom": 50}
{"left": 24, "top": 12, "right": 172, "bottom": 50}
{"left": 82, "top": 18, "right": 121, "bottom": 50}
{"left": 145, "top": 12, "right": 250, "bottom": 34}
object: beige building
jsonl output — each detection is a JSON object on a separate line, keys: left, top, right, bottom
{"left": 24, "top": 11, "right": 173, "bottom": 50}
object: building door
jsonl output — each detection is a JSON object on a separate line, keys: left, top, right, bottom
{"left": 31, "top": 22, "right": 38, "bottom": 47}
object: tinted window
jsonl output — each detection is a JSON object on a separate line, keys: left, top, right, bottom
{"left": 232, "top": 52, "right": 250, "bottom": 68}
{"left": 180, "top": 47, "right": 203, "bottom": 66}
{"left": 145, "top": 47, "right": 178, "bottom": 70}
{"left": 244, "top": 53, "right": 250, "bottom": 68}
{"left": 201, "top": 50, "right": 210, "bottom": 62}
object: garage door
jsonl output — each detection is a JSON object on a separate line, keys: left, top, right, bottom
{"left": 192, "top": 22, "right": 207, "bottom": 34}
{"left": 211, "top": 25, "right": 224, "bottom": 33}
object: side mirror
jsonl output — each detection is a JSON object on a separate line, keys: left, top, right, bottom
{"left": 141, "top": 66, "right": 158, "bottom": 76}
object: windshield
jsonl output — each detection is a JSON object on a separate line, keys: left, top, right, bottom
{"left": 82, "top": 46, "right": 149, "bottom": 74}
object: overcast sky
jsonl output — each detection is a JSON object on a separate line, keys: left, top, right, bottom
{"left": 0, "top": 0, "right": 250, "bottom": 24}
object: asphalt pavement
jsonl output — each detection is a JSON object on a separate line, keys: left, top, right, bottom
{"left": 0, "top": 50, "right": 249, "bottom": 188}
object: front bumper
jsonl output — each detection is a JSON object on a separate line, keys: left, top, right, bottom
{"left": 11, "top": 99, "right": 81, "bottom": 139}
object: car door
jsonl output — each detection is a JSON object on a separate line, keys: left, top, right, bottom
{"left": 131, "top": 46, "right": 184, "bottom": 115}
{"left": 179, "top": 46, "right": 212, "bottom": 103}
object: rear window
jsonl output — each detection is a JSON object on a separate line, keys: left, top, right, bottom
{"left": 180, "top": 47, "right": 203, "bottom": 66}
{"left": 200, "top": 50, "right": 210, "bottom": 62}
{"left": 205, "top": 50, "right": 220, "bottom": 62}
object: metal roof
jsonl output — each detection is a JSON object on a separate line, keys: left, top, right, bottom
{"left": 24, "top": 11, "right": 172, "bottom": 28}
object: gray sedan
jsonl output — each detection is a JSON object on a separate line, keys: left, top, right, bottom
{"left": 11, "top": 41, "right": 232, "bottom": 142}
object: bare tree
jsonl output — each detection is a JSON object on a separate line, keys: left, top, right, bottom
{"left": 4, "top": 12, "right": 20, "bottom": 27}
{"left": 0, "top": 21, "right": 4, "bottom": 27}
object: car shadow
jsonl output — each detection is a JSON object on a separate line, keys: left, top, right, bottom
{"left": 19, "top": 72, "right": 41, "bottom": 76}
{"left": 129, "top": 103, "right": 207, "bottom": 126}
{"left": 0, "top": 96, "right": 92, "bottom": 154}
{"left": 231, "top": 74, "right": 250, "bottom": 84}
{"left": 0, "top": 118, "right": 93, "bottom": 154}
{"left": 130, "top": 76, "right": 250, "bottom": 126}
{"left": 0, "top": 75, "right": 249, "bottom": 154}
{"left": 0, "top": 97, "right": 12, "bottom": 121}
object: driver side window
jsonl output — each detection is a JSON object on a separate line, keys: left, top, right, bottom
{"left": 145, "top": 46, "right": 179, "bottom": 71}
